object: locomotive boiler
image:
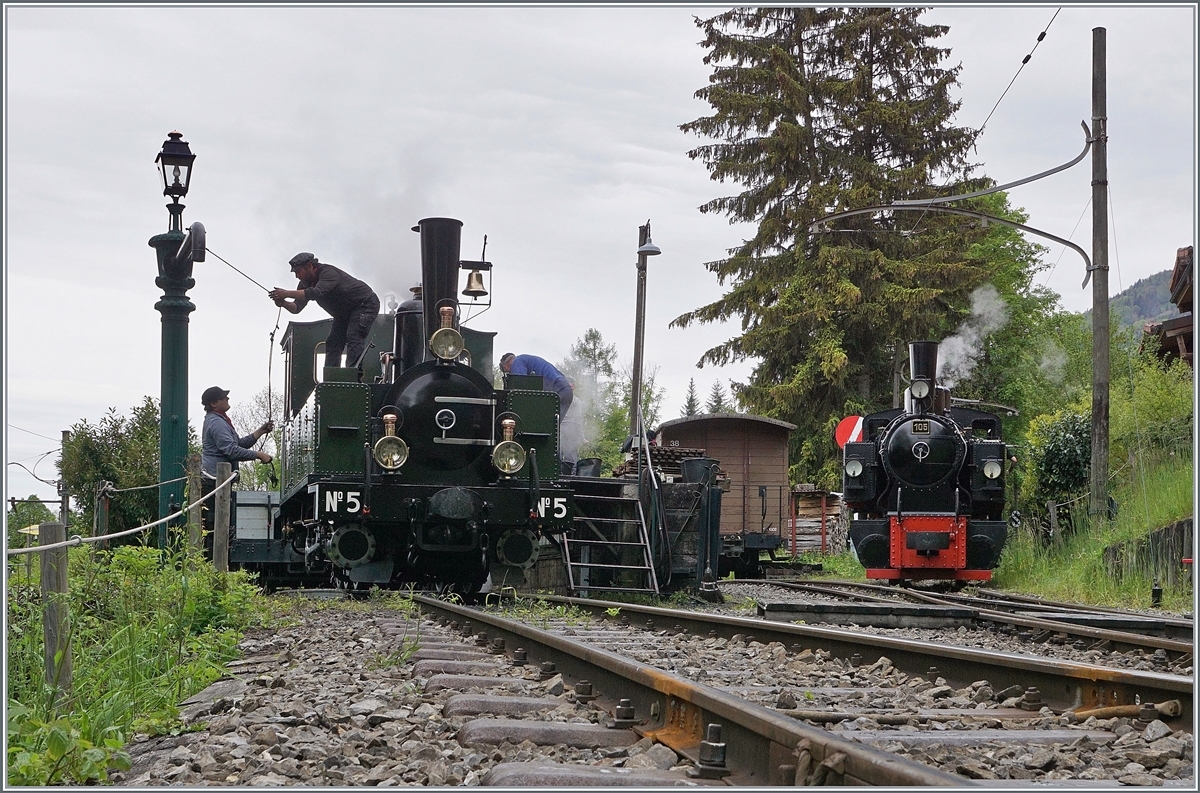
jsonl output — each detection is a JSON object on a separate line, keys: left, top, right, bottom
{"left": 230, "top": 217, "right": 576, "bottom": 593}
{"left": 842, "top": 341, "right": 1009, "bottom": 582}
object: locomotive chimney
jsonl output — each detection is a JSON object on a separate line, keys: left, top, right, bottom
{"left": 909, "top": 341, "right": 939, "bottom": 384}
{"left": 414, "top": 217, "right": 463, "bottom": 359}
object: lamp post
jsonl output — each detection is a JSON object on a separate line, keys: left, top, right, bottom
{"left": 628, "top": 221, "right": 661, "bottom": 439}
{"left": 149, "top": 131, "right": 205, "bottom": 547}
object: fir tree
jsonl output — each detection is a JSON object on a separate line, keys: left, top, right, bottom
{"left": 681, "top": 378, "right": 701, "bottom": 417}
{"left": 705, "top": 381, "right": 730, "bottom": 414}
{"left": 675, "top": 7, "right": 1004, "bottom": 485}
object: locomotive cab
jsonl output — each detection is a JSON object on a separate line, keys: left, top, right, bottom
{"left": 843, "top": 341, "right": 1009, "bottom": 583}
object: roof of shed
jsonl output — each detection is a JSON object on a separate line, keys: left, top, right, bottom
{"left": 657, "top": 413, "right": 797, "bottom": 433}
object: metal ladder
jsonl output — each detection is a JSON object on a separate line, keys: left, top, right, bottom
{"left": 560, "top": 493, "right": 659, "bottom": 595}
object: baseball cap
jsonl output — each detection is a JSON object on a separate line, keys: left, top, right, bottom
{"left": 201, "top": 386, "right": 230, "bottom": 407}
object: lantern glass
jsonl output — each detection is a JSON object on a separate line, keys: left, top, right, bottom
{"left": 155, "top": 131, "right": 196, "bottom": 200}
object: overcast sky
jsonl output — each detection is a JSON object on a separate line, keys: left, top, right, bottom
{"left": 4, "top": 4, "right": 1195, "bottom": 504}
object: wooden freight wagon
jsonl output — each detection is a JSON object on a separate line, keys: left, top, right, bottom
{"left": 655, "top": 413, "right": 796, "bottom": 577}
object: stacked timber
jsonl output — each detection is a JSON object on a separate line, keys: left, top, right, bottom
{"left": 612, "top": 446, "right": 707, "bottom": 478}
{"left": 788, "top": 488, "right": 844, "bottom": 553}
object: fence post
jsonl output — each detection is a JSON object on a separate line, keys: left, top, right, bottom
{"left": 214, "top": 462, "right": 231, "bottom": 572}
{"left": 186, "top": 453, "right": 202, "bottom": 553}
{"left": 39, "top": 522, "right": 72, "bottom": 703}
{"left": 96, "top": 482, "right": 110, "bottom": 552}
{"left": 1047, "top": 499, "right": 1059, "bottom": 540}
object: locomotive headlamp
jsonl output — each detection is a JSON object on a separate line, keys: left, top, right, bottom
{"left": 429, "top": 305, "right": 464, "bottom": 361}
{"left": 492, "top": 418, "right": 526, "bottom": 475}
{"left": 910, "top": 380, "right": 931, "bottom": 399}
{"left": 844, "top": 459, "right": 864, "bottom": 478}
{"left": 373, "top": 413, "right": 409, "bottom": 470}
{"left": 982, "top": 460, "right": 1003, "bottom": 479}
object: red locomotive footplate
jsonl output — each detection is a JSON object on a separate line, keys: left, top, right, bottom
{"left": 866, "top": 568, "right": 993, "bottom": 581}
{"left": 889, "top": 515, "right": 966, "bottom": 570}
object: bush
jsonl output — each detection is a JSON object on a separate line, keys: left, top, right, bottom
{"left": 1110, "top": 351, "right": 1193, "bottom": 460}
{"left": 1025, "top": 409, "right": 1091, "bottom": 504}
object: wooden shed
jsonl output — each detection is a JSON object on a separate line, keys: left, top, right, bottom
{"left": 655, "top": 413, "right": 796, "bottom": 540}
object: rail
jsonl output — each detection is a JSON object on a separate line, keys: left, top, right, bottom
{"left": 413, "top": 595, "right": 965, "bottom": 785}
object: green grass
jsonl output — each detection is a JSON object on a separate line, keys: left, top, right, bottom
{"left": 6, "top": 543, "right": 269, "bottom": 784}
{"left": 994, "top": 449, "right": 1193, "bottom": 610}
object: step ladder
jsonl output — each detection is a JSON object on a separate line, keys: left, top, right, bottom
{"left": 561, "top": 493, "right": 659, "bottom": 596}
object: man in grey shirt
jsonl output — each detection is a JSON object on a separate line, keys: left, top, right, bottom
{"left": 269, "top": 252, "right": 381, "bottom": 375}
{"left": 200, "top": 386, "right": 273, "bottom": 557}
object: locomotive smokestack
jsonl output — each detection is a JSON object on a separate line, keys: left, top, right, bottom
{"left": 909, "top": 341, "right": 939, "bottom": 384}
{"left": 415, "top": 217, "right": 463, "bottom": 357}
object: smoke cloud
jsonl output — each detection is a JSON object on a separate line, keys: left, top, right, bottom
{"left": 1038, "top": 340, "right": 1069, "bottom": 385}
{"left": 937, "top": 284, "right": 1009, "bottom": 388}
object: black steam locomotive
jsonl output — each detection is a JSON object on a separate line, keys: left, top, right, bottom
{"left": 230, "top": 217, "right": 576, "bottom": 593}
{"left": 843, "top": 341, "right": 1009, "bottom": 582}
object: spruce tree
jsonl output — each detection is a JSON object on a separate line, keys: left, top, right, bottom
{"left": 681, "top": 378, "right": 701, "bottom": 417}
{"left": 675, "top": 7, "right": 1001, "bottom": 485}
{"left": 705, "top": 381, "right": 729, "bottom": 414}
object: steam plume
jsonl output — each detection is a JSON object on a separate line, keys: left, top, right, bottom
{"left": 937, "top": 284, "right": 1009, "bottom": 388}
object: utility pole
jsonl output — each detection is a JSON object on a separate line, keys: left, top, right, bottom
{"left": 1089, "top": 27, "right": 1110, "bottom": 519}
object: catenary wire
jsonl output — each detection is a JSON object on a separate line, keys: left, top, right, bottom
{"left": 7, "top": 424, "right": 61, "bottom": 443}
{"left": 905, "top": 8, "right": 1062, "bottom": 237}
{"left": 978, "top": 8, "right": 1062, "bottom": 136}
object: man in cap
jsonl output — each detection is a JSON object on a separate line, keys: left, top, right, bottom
{"left": 269, "top": 253, "right": 381, "bottom": 375}
{"left": 499, "top": 353, "right": 574, "bottom": 417}
{"left": 200, "top": 386, "right": 274, "bottom": 557}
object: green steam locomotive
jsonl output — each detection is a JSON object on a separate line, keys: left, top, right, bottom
{"left": 230, "top": 217, "right": 575, "bottom": 592}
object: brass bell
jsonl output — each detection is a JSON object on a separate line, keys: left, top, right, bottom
{"left": 463, "top": 270, "right": 488, "bottom": 298}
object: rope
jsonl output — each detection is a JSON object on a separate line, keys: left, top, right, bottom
{"left": 107, "top": 475, "right": 187, "bottom": 494}
{"left": 204, "top": 247, "right": 270, "bottom": 293}
{"left": 261, "top": 306, "right": 283, "bottom": 451}
{"left": 5, "top": 472, "right": 236, "bottom": 557}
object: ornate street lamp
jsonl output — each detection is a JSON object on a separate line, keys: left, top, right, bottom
{"left": 149, "top": 131, "right": 205, "bottom": 546}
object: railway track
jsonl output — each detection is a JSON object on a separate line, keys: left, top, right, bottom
{"left": 467, "top": 593, "right": 1192, "bottom": 785}
{"left": 115, "top": 590, "right": 1192, "bottom": 786}
{"left": 523, "top": 593, "right": 1192, "bottom": 727}
{"left": 755, "top": 578, "right": 1195, "bottom": 653}
{"left": 411, "top": 594, "right": 962, "bottom": 785}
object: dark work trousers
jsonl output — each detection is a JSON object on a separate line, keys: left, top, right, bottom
{"left": 201, "top": 476, "right": 236, "bottom": 560}
{"left": 325, "top": 299, "right": 379, "bottom": 372}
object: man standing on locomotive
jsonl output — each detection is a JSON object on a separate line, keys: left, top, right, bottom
{"left": 199, "top": 386, "right": 273, "bottom": 558}
{"left": 500, "top": 352, "right": 574, "bottom": 417}
{"left": 269, "top": 252, "right": 380, "bottom": 376}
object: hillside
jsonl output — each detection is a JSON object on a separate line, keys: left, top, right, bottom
{"left": 1086, "top": 269, "right": 1180, "bottom": 330}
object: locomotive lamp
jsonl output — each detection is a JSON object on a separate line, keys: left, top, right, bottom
{"left": 492, "top": 418, "right": 526, "bottom": 475}
{"left": 149, "top": 131, "right": 205, "bottom": 542}
{"left": 429, "top": 305, "right": 464, "bottom": 361}
{"left": 844, "top": 459, "right": 864, "bottom": 478}
{"left": 373, "top": 413, "right": 409, "bottom": 470}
